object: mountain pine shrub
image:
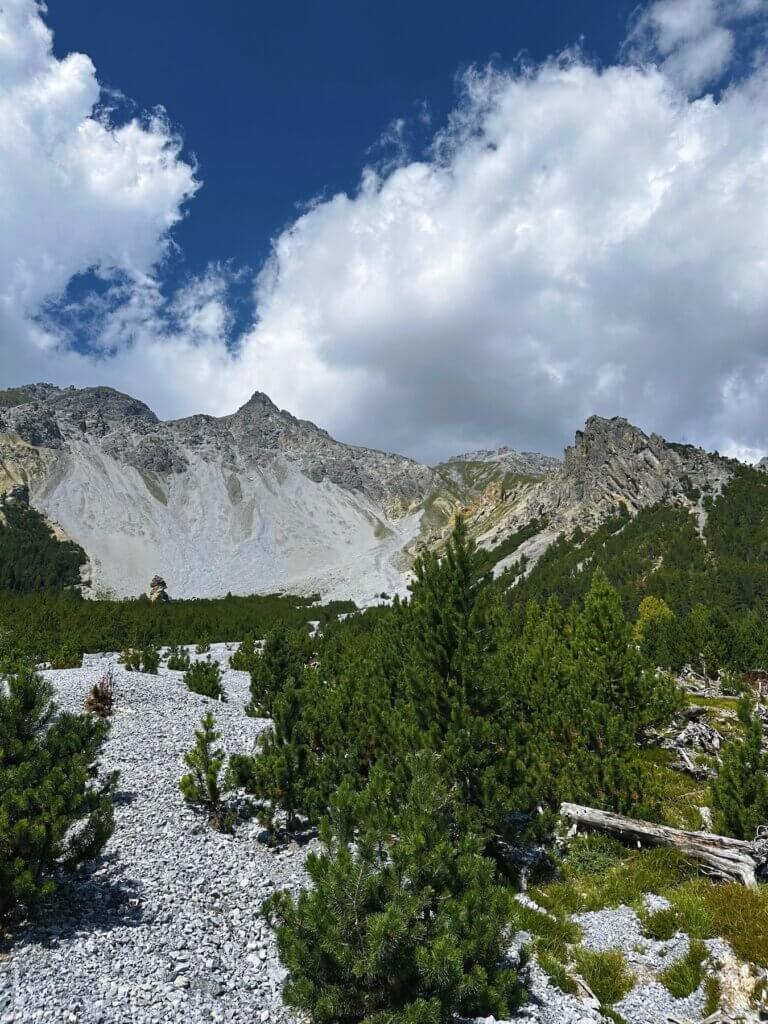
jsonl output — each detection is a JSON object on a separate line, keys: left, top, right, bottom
{"left": 233, "top": 676, "right": 313, "bottom": 836}
{"left": 120, "top": 646, "right": 159, "bottom": 674}
{"left": 179, "top": 711, "right": 232, "bottom": 832}
{"left": 247, "top": 625, "right": 312, "bottom": 717}
{"left": 184, "top": 658, "right": 225, "bottom": 700}
{"left": 229, "top": 635, "right": 258, "bottom": 671}
{"left": 0, "top": 665, "right": 116, "bottom": 922}
{"left": 711, "top": 697, "right": 768, "bottom": 839}
{"left": 166, "top": 644, "right": 191, "bottom": 671}
{"left": 263, "top": 755, "right": 521, "bottom": 1024}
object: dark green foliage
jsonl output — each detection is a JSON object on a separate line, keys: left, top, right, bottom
{"left": 236, "top": 675, "right": 313, "bottom": 834}
{"left": 165, "top": 644, "right": 191, "bottom": 671}
{"left": 179, "top": 711, "right": 232, "bottom": 832}
{"left": 0, "top": 590, "right": 353, "bottom": 667}
{"left": 263, "top": 757, "right": 521, "bottom": 1024}
{"left": 120, "top": 645, "right": 159, "bottom": 674}
{"left": 0, "top": 665, "right": 115, "bottom": 921}
{"left": 570, "top": 948, "right": 634, "bottom": 1007}
{"left": 246, "top": 523, "right": 680, "bottom": 861}
{"left": 711, "top": 698, "right": 768, "bottom": 839}
{"left": 0, "top": 502, "right": 86, "bottom": 593}
{"left": 184, "top": 659, "right": 225, "bottom": 700}
{"left": 247, "top": 626, "right": 312, "bottom": 717}
{"left": 506, "top": 467, "right": 768, "bottom": 672}
{"left": 229, "top": 635, "right": 258, "bottom": 671}
{"left": 195, "top": 638, "right": 211, "bottom": 655}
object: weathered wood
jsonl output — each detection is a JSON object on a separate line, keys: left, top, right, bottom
{"left": 559, "top": 802, "right": 763, "bottom": 889}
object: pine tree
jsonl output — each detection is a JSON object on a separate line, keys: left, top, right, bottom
{"left": 712, "top": 698, "right": 768, "bottom": 840}
{"left": 248, "top": 626, "right": 312, "bottom": 717}
{"left": 237, "top": 676, "right": 314, "bottom": 834}
{"left": 0, "top": 664, "right": 116, "bottom": 921}
{"left": 179, "top": 711, "right": 232, "bottom": 832}
{"left": 262, "top": 755, "right": 521, "bottom": 1024}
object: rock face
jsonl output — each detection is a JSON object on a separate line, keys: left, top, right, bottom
{"left": 0, "top": 385, "right": 438, "bottom": 602}
{"left": 464, "top": 415, "right": 733, "bottom": 576}
{"left": 149, "top": 575, "right": 170, "bottom": 603}
{"left": 446, "top": 446, "right": 561, "bottom": 477}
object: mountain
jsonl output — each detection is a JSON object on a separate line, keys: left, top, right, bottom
{"left": 0, "top": 386, "right": 743, "bottom": 602}
{"left": 0, "top": 384, "right": 435, "bottom": 602}
{"left": 452, "top": 415, "right": 734, "bottom": 575}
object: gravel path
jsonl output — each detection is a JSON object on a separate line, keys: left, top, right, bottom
{"left": 0, "top": 645, "right": 306, "bottom": 1024}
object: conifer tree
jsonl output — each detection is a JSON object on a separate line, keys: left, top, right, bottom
{"left": 712, "top": 698, "right": 768, "bottom": 840}
{"left": 263, "top": 755, "right": 520, "bottom": 1024}
{"left": 180, "top": 711, "right": 232, "bottom": 832}
{"left": 235, "top": 676, "right": 314, "bottom": 834}
{"left": 0, "top": 664, "right": 116, "bottom": 921}
{"left": 247, "top": 626, "right": 312, "bottom": 717}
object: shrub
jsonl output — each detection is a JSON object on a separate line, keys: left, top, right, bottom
{"left": 195, "top": 638, "right": 211, "bottom": 654}
{"left": 263, "top": 757, "right": 521, "bottom": 1023}
{"left": 120, "top": 646, "right": 159, "bottom": 674}
{"left": 84, "top": 667, "right": 115, "bottom": 718}
{"left": 563, "top": 834, "right": 625, "bottom": 878}
{"left": 247, "top": 625, "right": 311, "bottom": 717}
{"left": 166, "top": 645, "right": 191, "bottom": 671}
{"left": 0, "top": 665, "right": 116, "bottom": 921}
{"left": 184, "top": 658, "right": 225, "bottom": 700}
{"left": 180, "top": 711, "right": 232, "bottom": 832}
{"left": 229, "top": 635, "right": 258, "bottom": 671}
{"left": 711, "top": 698, "right": 768, "bottom": 839}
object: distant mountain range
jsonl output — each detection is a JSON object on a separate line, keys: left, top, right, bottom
{"left": 0, "top": 383, "right": 741, "bottom": 602}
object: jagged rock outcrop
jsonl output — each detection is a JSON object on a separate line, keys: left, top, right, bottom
{"left": 148, "top": 575, "right": 170, "bottom": 603}
{"left": 456, "top": 416, "right": 733, "bottom": 577}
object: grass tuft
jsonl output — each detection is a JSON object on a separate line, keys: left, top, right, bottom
{"left": 659, "top": 939, "right": 709, "bottom": 998}
{"left": 571, "top": 948, "right": 635, "bottom": 1006}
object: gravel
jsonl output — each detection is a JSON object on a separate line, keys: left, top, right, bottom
{"left": 0, "top": 645, "right": 307, "bottom": 1024}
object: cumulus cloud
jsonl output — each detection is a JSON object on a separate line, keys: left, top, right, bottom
{"left": 2, "top": 0, "right": 768, "bottom": 464}
{"left": 626, "top": 0, "right": 767, "bottom": 93}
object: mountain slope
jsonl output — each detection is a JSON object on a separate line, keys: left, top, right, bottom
{"left": 0, "top": 386, "right": 745, "bottom": 602}
{"left": 0, "top": 385, "right": 436, "bottom": 602}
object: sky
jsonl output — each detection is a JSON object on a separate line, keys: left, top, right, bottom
{"left": 1, "top": 0, "right": 768, "bottom": 464}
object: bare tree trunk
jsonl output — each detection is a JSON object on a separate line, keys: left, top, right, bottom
{"left": 560, "top": 802, "right": 763, "bottom": 888}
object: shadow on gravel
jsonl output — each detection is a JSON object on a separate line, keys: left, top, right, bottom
{"left": 2, "top": 853, "right": 144, "bottom": 951}
{"left": 112, "top": 788, "right": 138, "bottom": 806}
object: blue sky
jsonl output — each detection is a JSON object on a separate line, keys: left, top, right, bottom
{"left": 46, "top": 1, "right": 635, "bottom": 301}
{"left": 2, "top": 0, "right": 768, "bottom": 462}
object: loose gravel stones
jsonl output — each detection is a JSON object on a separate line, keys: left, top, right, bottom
{"left": 0, "top": 645, "right": 306, "bottom": 1024}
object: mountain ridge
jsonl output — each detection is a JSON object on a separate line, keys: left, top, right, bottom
{"left": 0, "top": 384, "right": 745, "bottom": 602}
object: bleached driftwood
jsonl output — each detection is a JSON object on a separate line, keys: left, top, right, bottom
{"left": 560, "top": 802, "right": 766, "bottom": 889}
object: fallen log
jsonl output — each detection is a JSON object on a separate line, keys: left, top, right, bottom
{"left": 559, "top": 802, "right": 765, "bottom": 889}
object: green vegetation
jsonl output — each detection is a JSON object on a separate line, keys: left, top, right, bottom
{"left": 229, "top": 635, "right": 257, "bottom": 671}
{"left": 184, "top": 659, "right": 225, "bottom": 700}
{"left": 165, "top": 644, "right": 191, "bottom": 671}
{"left": 571, "top": 948, "right": 634, "bottom": 1007}
{"left": 658, "top": 939, "right": 709, "bottom": 998}
{"left": 0, "top": 590, "right": 354, "bottom": 665}
{"left": 120, "top": 645, "right": 160, "bottom": 674}
{"left": 711, "top": 697, "right": 768, "bottom": 839}
{"left": 0, "top": 665, "right": 115, "bottom": 921}
{"left": 0, "top": 502, "right": 86, "bottom": 593}
{"left": 179, "top": 711, "right": 232, "bottom": 832}
{"left": 503, "top": 467, "right": 768, "bottom": 673}
{"left": 263, "top": 758, "right": 522, "bottom": 1024}
{"left": 247, "top": 626, "right": 313, "bottom": 717}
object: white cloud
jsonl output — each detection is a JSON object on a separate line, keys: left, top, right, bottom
{"left": 2, "top": 0, "right": 768, "bottom": 465}
{"left": 626, "top": 0, "right": 767, "bottom": 93}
